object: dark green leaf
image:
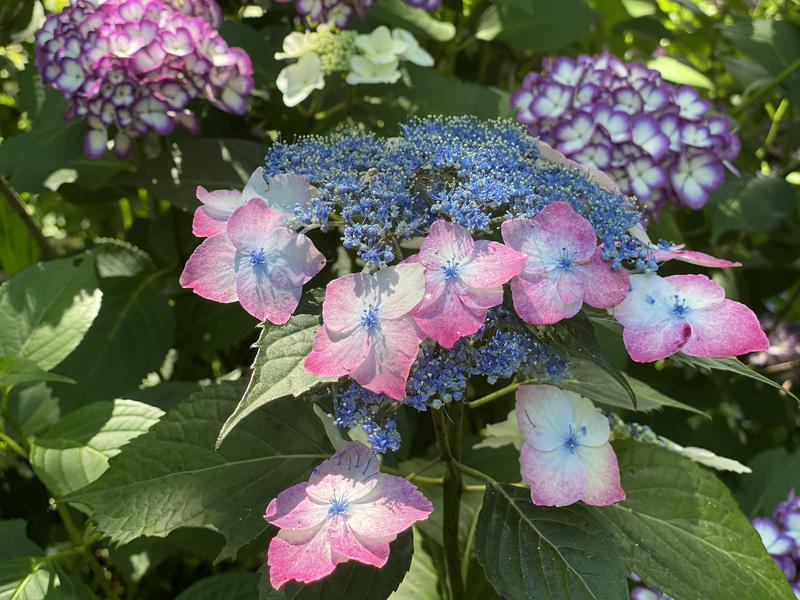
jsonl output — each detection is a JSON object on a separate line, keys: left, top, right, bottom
{"left": 390, "top": 529, "right": 440, "bottom": 599}
{"left": 475, "top": 0, "right": 597, "bottom": 52}
{"left": 0, "top": 520, "right": 59, "bottom": 600}
{"left": 258, "top": 531, "right": 413, "bottom": 600}
{"left": 217, "top": 312, "right": 335, "bottom": 446}
{"left": 30, "top": 399, "right": 164, "bottom": 497}
{"left": 0, "top": 356, "right": 75, "bottom": 387}
{"left": 369, "top": 0, "right": 455, "bottom": 41}
{"left": 176, "top": 572, "right": 259, "bottom": 600}
{"left": 122, "top": 138, "right": 264, "bottom": 210}
{"left": 403, "top": 67, "right": 507, "bottom": 119}
{"left": 561, "top": 358, "right": 708, "bottom": 416}
{"left": 475, "top": 483, "right": 628, "bottom": 599}
{"left": 526, "top": 312, "right": 637, "bottom": 409}
{"left": 52, "top": 274, "right": 175, "bottom": 410}
{"left": 591, "top": 442, "right": 793, "bottom": 600}
{"left": 0, "top": 255, "right": 102, "bottom": 371}
{"left": 737, "top": 448, "right": 800, "bottom": 517}
{"left": 67, "top": 383, "right": 333, "bottom": 561}
{"left": 0, "top": 520, "right": 42, "bottom": 559}
{"left": 8, "top": 383, "right": 60, "bottom": 436}
{"left": 175, "top": 294, "right": 257, "bottom": 355}
{"left": 669, "top": 354, "right": 798, "bottom": 401}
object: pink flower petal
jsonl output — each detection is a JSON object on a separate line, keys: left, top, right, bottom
{"left": 235, "top": 265, "right": 302, "bottom": 324}
{"left": 192, "top": 187, "right": 242, "bottom": 237}
{"left": 613, "top": 274, "right": 675, "bottom": 330}
{"left": 321, "top": 274, "right": 369, "bottom": 335}
{"left": 520, "top": 442, "right": 588, "bottom": 507}
{"left": 531, "top": 201, "right": 598, "bottom": 263}
{"left": 515, "top": 385, "right": 575, "bottom": 451}
{"left": 349, "top": 316, "right": 423, "bottom": 400}
{"left": 241, "top": 167, "right": 269, "bottom": 202}
{"left": 682, "top": 300, "right": 769, "bottom": 357}
{"left": 263, "top": 173, "right": 312, "bottom": 213}
{"left": 555, "top": 269, "right": 587, "bottom": 305}
{"left": 580, "top": 249, "right": 630, "bottom": 309}
{"left": 327, "top": 518, "right": 389, "bottom": 568}
{"left": 576, "top": 444, "right": 625, "bottom": 506}
{"left": 306, "top": 442, "right": 381, "bottom": 503}
{"left": 510, "top": 275, "right": 581, "bottom": 325}
{"left": 268, "top": 526, "right": 336, "bottom": 589}
{"left": 413, "top": 285, "right": 486, "bottom": 348}
{"left": 460, "top": 284, "right": 503, "bottom": 311}
{"left": 347, "top": 475, "right": 433, "bottom": 538}
{"left": 419, "top": 220, "right": 474, "bottom": 268}
{"left": 226, "top": 199, "right": 286, "bottom": 251}
{"left": 265, "top": 482, "right": 328, "bottom": 529}
{"left": 568, "top": 393, "right": 611, "bottom": 447}
{"left": 623, "top": 320, "right": 692, "bottom": 363}
{"left": 666, "top": 274, "right": 725, "bottom": 311}
{"left": 374, "top": 264, "right": 426, "bottom": 320}
{"left": 652, "top": 246, "right": 741, "bottom": 269}
{"left": 304, "top": 326, "right": 370, "bottom": 377}
{"left": 458, "top": 240, "right": 527, "bottom": 288}
{"left": 179, "top": 235, "right": 237, "bottom": 303}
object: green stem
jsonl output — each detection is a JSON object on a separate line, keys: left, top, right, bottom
{"left": 468, "top": 379, "right": 537, "bottom": 410}
{"left": 0, "top": 430, "right": 26, "bottom": 459}
{"left": 0, "top": 175, "right": 56, "bottom": 260}
{"left": 380, "top": 465, "right": 444, "bottom": 485}
{"left": 1, "top": 386, "right": 28, "bottom": 455}
{"left": 461, "top": 506, "right": 481, "bottom": 587}
{"left": 733, "top": 57, "right": 800, "bottom": 119}
{"left": 432, "top": 406, "right": 465, "bottom": 600}
{"left": 58, "top": 504, "right": 120, "bottom": 600}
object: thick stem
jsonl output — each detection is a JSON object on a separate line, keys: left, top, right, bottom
{"left": 432, "top": 405, "right": 465, "bottom": 600}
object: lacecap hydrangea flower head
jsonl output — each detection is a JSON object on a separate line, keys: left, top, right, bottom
{"left": 34, "top": 0, "right": 253, "bottom": 159}
{"left": 511, "top": 52, "right": 739, "bottom": 212}
{"left": 274, "top": 25, "right": 433, "bottom": 108}
{"left": 179, "top": 116, "right": 768, "bottom": 589}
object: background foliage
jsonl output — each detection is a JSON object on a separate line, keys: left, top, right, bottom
{"left": 1, "top": 0, "right": 799, "bottom": 598}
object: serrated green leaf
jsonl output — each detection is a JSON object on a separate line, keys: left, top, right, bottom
{"left": 591, "top": 442, "right": 793, "bottom": 600}
{"left": 0, "top": 255, "right": 102, "bottom": 372}
{"left": 29, "top": 399, "right": 164, "bottom": 497}
{"left": 217, "top": 313, "right": 335, "bottom": 446}
{"left": 0, "top": 356, "right": 75, "bottom": 387}
{"left": 93, "top": 239, "right": 154, "bottom": 279}
{"left": 526, "top": 311, "right": 637, "bottom": 409}
{"left": 8, "top": 383, "right": 60, "bottom": 436}
{"left": 0, "top": 520, "right": 58, "bottom": 600}
{"left": 475, "top": 483, "right": 628, "bottom": 600}
{"left": 51, "top": 274, "right": 175, "bottom": 410}
{"left": 369, "top": 0, "right": 455, "bottom": 41}
{"left": 174, "top": 294, "right": 257, "bottom": 355}
{"left": 66, "top": 383, "right": 333, "bottom": 561}
{"left": 175, "top": 572, "right": 259, "bottom": 600}
{"left": 390, "top": 529, "right": 441, "bottom": 600}
{"left": 561, "top": 358, "right": 708, "bottom": 416}
{"left": 258, "top": 531, "right": 413, "bottom": 600}
{"left": 669, "top": 354, "right": 798, "bottom": 401}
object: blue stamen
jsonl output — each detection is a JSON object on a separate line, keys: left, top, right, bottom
{"left": 442, "top": 259, "right": 460, "bottom": 280}
{"left": 361, "top": 305, "right": 380, "bottom": 330}
{"left": 645, "top": 294, "right": 655, "bottom": 305}
{"left": 671, "top": 295, "right": 689, "bottom": 318}
{"left": 557, "top": 247, "right": 576, "bottom": 271}
{"left": 250, "top": 248, "right": 267, "bottom": 265}
{"left": 328, "top": 497, "right": 348, "bottom": 517}
{"left": 563, "top": 423, "right": 587, "bottom": 454}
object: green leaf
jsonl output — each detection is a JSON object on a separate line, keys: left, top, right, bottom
{"left": 217, "top": 312, "right": 335, "bottom": 446}
{"left": 708, "top": 175, "right": 798, "bottom": 242}
{"left": 0, "top": 90, "right": 83, "bottom": 193}
{"left": 404, "top": 67, "right": 507, "bottom": 119}
{"left": 390, "top": 529, "right": 440, "bottom": 600}
{"left": 591, "top": 442, "right": 793, "bottom": 600}
{"left": 526, "top": 311, "right": 637, "bottom": 409}
{"left": 0, "top": 520, "right": 58, "bottom": 600}
{"left": 176, "top": 572, "right": 259, "bottom": 600}
{"left": 174, "top": 295, "right": 257, "bottom": 355}
{"left": 93, "top": 239, "right": 154, "bottom": 279}
{"left": 0, "top": 190, "right": 40, "bottom": 276}
{"left": 259, "top": 531, "right": 414, "bottom": 600}
{"left": 669, "top": 354, "right": 798, "bottom": 402}
{"left": 475, "top": 483, "right": 628, "bottom": 599}
{"left": 737, "top": 448, "right": 800, "bottom": 517}
{"left": 369, "top": 0, "right": 455, "bottom": 41}
{"left": 51, "top": 274, "right": 175, "bottom": 410}
{"left": 0, "top": 356, "right": 75, "bottom": 387}
{"left": 8, "top": 383, "right": 60, "bottom": 436}
{"left": 561, "top": 358, "right": 709, "bottom": 416}
{"left": 29, "top": 399, "right": 164, "bottom": 497}
{"left": 647, "top": 56, "right": 713, "bottom": 89}
{"left": 0, "top": 255, "right": 102, "bottom": 371}
{"left": 67, "top": 383, "right": 333, "bottom": 561}
{"left": 122, "top": 138, "right": 264, "bottom": 211}
{"left": 475, "top": 0, "right": 597, "bottom": 52}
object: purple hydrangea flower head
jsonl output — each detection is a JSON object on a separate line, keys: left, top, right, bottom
{"left": 274, "top": 0, "right": 440, "bottom": 29}
{"left": 34, "top": 0, "right": 253, "bottom": 160}
{"left": 750, "top": 318, "right": 800, "bottom": 383}
{"left": 510, "top": 52, "right": 739, "bottom": 213}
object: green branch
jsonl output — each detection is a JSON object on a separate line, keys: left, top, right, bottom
{"left": 733, "top": 57, "right": 800, "bottom": 119}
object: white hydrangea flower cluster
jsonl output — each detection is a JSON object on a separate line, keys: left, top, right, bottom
{"left": 275, "top": 25, "right": 433, "bottom": 107}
